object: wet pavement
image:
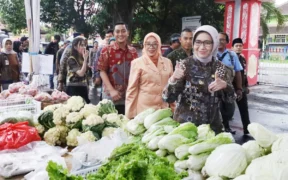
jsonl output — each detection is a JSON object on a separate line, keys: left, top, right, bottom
{"left": 230, "top": 85, "right": 288, "bottom": 144}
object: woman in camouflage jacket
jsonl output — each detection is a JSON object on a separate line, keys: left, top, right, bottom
{"left": 162, "top": 25, "right": 235, "bottom": 134}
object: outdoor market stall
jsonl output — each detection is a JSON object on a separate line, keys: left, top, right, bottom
{"left": 1, "top": 95, "right": 288, "bottom": 180}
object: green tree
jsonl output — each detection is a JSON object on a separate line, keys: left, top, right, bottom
{"left": 261, "top": 2, "right": 286, "bottom": 39}
{"left": 40, "top": 0, "right": 100, "bottom": 37}
{"left": 132, "top": 0, "right": 225, "bottom": 43}
{"left": 0, "top": 0, "right": 26, "bottom": 34}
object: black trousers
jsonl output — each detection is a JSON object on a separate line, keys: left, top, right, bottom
{"left": 115, "top": 105, "right": 125, "bottom": 115}
{"left": 220, "top": 100, "right": 235, "bottom": 130}
{"left": 66, "top": 86, "right": 90, "bottom": 104}
{"left": 236, "top": 92, "right": 250, "bottom": 132}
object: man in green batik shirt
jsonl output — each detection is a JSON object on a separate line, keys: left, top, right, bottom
{"left": 167, "top": 28, "right": 193, "bottom": 70}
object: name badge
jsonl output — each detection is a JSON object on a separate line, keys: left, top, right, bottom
{"left": 5, "top": 60, "right": 9, "bottom": 66}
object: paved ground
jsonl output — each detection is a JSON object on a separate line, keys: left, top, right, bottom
{"left": 231, "top": 85, "right": 288, "bottom": 144}
{"left": 258, "top": 62, "right": 288, "bottom": 87}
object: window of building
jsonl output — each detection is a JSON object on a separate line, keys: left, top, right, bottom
{"left": 275, "top": 35, "right": 286, "bottom": 43}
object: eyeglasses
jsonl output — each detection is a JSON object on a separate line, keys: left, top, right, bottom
{"left": 145, "top": 43, "right": 158, "bottom": 49}
{"left": 194, "top": 40, "right": 213, "bottom": 47}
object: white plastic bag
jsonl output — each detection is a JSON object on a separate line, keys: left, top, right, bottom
{"left": 70, "top": 129, "right": 129, "bottom": 172}
{"left": 0, "top": 141, "right": 67, "bottom": 178}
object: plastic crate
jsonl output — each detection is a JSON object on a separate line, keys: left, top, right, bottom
{"left": 70, "top": 165, "right": 101, "bottom": 178}
{"left": 0, "top": 98, "right": 41, "bottom": 114}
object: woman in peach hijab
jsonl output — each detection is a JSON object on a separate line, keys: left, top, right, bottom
{"left": 125, "top": 32, "right": 174, "bottom": 119}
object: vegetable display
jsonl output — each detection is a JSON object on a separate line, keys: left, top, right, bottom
{"left": 38, "top": 97, "right": 128, "bottom": 146}
{"left": 43, "top": 105, "right": 288, "bottom": 180}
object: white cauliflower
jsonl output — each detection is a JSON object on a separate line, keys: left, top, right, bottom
{"left": 103, "top": 113, "right": 120, "bottom": 124}
{"left": 57, "top": 125, "right": 69, "bottom": 144}
{"left": 44, "top": 127, "right": 61, "bottom": 146}
{"left": 99, "top": 99, "right": 109, "bottom": 104}
{"left": 35, "top": 124, "right": 45, "bottom": 134}
{"left": 82, "top": 114, "right": 104, "bottom": 126}
{"left": 66, "top": 112, "right": 83, "bottom": 129}
{"left": 43, "top": 125, "right": 69, "bottom": 146}
{"left": 66, "top": 129, "right": 82, "bottom": 146}
{"left": 102, "top": 127, "right": 118, "bottom": 137}
{"left": 53, "top": 105, "right": 70, "bottom": 125}
{"left": 79, "top": 131, "right": 97, "bottom": 142}
{"left": 43, "top": 104, "right": 62, "bottom": 112}
{"left": 66, "top": 96, "right": 85, "bottom": 112}
{"left": 80, "top": 104, "right": 99, "bottom": 118}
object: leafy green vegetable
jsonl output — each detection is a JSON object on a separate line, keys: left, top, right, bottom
{"left": 46, "top": 161, "right": 83, "bottom": 180}
{"left": 144, "top": 108, "right": 173, "bottom": 129}
{"left": 169, "top": 122, "right": 198, "bottom": 140}
{"left": 96, "top": 99, "right": 118, "bottom": 117}
{"left": 38, "top": 111, "right": 55, "bottom": 129}
{"left": 188, "top": 132, "right": 234, "bottom": 155}
{"left": 87, "top": 143, "right": 188, "bottom": 180}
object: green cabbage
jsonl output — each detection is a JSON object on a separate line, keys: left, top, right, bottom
{"left": 248, "top": 123, "right": 278, "bottom": 148}
{"left": 144, "top": 108, "right": 173, "bottom": 129}
{"left": 166, "top": 154, "right": 178, "bottom": 164}
{"left": 142, "top": 126, "right": 166, "bottom": 144}
{"left": 197, "top": 124, "right": 215, "bottom": 140}
{"left": 175, "top": 140, "right": 204, "bottom": 160}
{"left": 125, "top": 119, "right": 146, "bottom": 135}
{"left": 242, "top": 140, "right": 265, "bottom": 163}
{"left": 187, "top": 152, "right": 210, "bottom": 171}
{"left": 169, "top": 122, "right": 198, "bottom": 140}
{"left": 204, "top": 144, "right": 248, "bottom": 179}
{"left": 147, "top": 135, "right": 164, "bottom": 150}
{"left": 134, "top": 108, "right": 156, "bottom": 124}
{"left": 189, "top": 133, "right": 234, "bottom": 155}
{"left": 158, "top": 134, "right": 192, "bottom": 153}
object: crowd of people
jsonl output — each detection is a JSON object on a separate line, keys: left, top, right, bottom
{"left": 0, "top": 22, "right": 251, "bottom": 135}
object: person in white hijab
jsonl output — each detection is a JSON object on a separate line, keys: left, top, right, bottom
{"left": 162, "top": 25, "right": 235, "bottom": 134}
{"left": 1, "top": 38, "right": 17, "bottom": 54}
{"left": 0, "top": 38, "right": 20, "bottom": 90}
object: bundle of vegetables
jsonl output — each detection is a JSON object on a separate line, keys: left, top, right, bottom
{"left": 37, "top": 97, "right": 128, "bottom": 147}
{"left": 186, "top": 123, "right": 288, "bottom": 180}
{"left": 125, "top": 108, "right": 237, "bottom": 178}
{"left": 46, "top": 143, "right": 188, "bottom": 180}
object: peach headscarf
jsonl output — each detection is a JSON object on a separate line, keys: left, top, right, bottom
{"left": 142, "top": 32, "right": 162, "bottom": 61}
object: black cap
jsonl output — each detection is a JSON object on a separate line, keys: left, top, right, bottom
{"left": 170, "top": 33, "right": 180, "bottom": 43}
{"left": 232, "top": 38, "right": 243, "bottom": 46}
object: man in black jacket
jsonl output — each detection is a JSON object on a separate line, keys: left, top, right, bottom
{"left": 45, "top": 35, "right": 61, "bottom": 89}
{"left": 232, "top": 38, "right": 251, "bottom": 135}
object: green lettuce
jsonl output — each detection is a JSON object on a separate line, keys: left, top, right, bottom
{"left": 87, "top": 143, "right": 188, "bottom": 180}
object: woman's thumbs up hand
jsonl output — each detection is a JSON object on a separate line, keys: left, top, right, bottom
{"left": 170, "top": 61, "right": 185, "bottom": 83}
{"left": 208, "top": 71, "right": 227, "bottom": 92}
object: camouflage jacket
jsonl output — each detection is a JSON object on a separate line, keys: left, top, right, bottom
{"left": 167, "top": 47, "right": 193, "bottom": 70}
{"left": 58, "top": 45, "right": 72, "bottom": 83}
{"left": 162, "top": 56, "right": 235, "bottom": 134}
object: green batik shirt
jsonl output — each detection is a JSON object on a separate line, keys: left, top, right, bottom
{"left": 162, "top": 56, "right": 235, "bottom": 134}
{"left": 167, "top": 47, "right": 193, "bottom": 70}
